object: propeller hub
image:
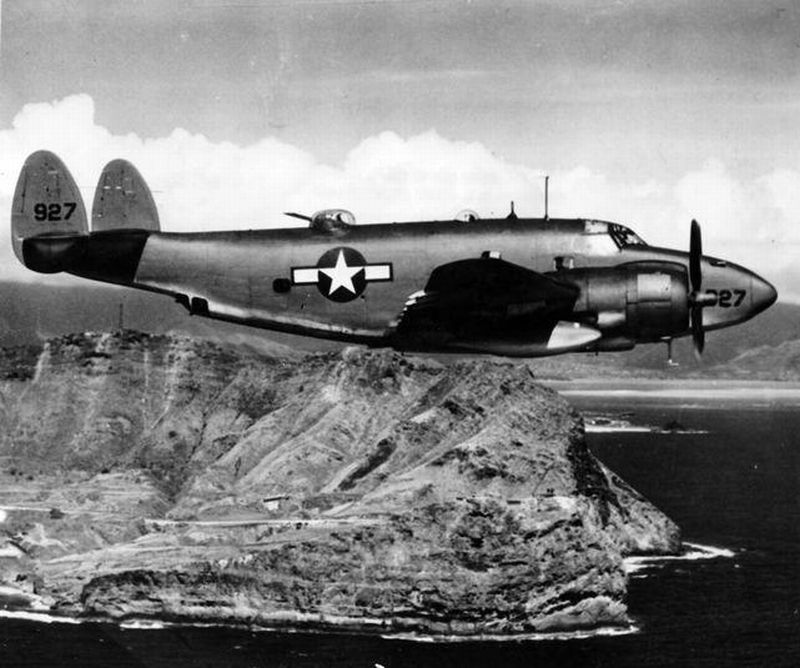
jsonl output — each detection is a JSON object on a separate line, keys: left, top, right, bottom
{"left": 689, "top": 291, "right": 717, "bottom": 307}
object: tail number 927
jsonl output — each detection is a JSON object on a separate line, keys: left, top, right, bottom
{"left": 706, "top": 289, "right": 746, "bottom": 308}
{"left": 33, "top": 202, "right": 77, "bottom": 222}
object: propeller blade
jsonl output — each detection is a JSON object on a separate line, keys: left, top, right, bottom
{"left": 690, "top": 219, "right": 702, "bottom": 293}
{"left": 691, "top": 305, "right": 705, "bottom": 357}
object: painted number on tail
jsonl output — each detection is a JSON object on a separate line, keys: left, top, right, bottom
{"left": 33, "top": 202, "right": 77, "bottom": 222}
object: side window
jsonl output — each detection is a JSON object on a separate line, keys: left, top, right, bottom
{"left": 553, "top": 256, "right": 574, "bottom": 271}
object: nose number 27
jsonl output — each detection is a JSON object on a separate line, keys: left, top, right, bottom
{"left": 706, "top": 289, "right": 746, "bottom": 308}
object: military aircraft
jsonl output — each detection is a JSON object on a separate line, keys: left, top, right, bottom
{"left": 11, "top": 150, "right": 777, "bottom": 359}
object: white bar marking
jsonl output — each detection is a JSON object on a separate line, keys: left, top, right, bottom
{"left": 292, "top": 267, "right": 319, "bottom": 284}
{"left": 364, "top": 264, "right": 391, "bottom": 281}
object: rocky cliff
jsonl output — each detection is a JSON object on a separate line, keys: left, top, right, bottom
{"left": 0, "top": 331, "right": 680, "bottom": 637}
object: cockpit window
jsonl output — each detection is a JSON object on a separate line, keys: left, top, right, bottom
{"left": 608, "top": 223, "right": 647, "bottom": 248}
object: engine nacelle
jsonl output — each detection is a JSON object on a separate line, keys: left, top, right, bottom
{"left": 310, "top": 209, "right": 355, "bottom": 233}
{"left": 557, "top": 261, "right": 689, "bottom": 342}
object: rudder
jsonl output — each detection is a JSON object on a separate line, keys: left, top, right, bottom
{"left": 11, "top": 151, "right": 89, "bottom": 273}
{"left": 92, "top": 159, "right": 160, "bottom": 232}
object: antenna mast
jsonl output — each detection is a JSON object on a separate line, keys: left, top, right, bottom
{"left": 544, "top": 175, "right": 549, "bottom": 220}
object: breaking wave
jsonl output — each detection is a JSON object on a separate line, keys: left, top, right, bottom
{"left": 625, "top": 542, "right": 735, "bottom": 577}
{"left": 0, "top": 610, "right": 82, "bottom": 624}
{"left": 583, "top": 416, "right": 708, "bottom": 435}
{"left": 383, "top": 624, "right": 640, "bottom": 643}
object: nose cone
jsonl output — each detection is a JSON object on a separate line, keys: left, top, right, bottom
{"left": 751, "top": 273, "right": 778, "bottom": 316}
{"left": 699, "top": 259, "right": 778, "bottom": 332}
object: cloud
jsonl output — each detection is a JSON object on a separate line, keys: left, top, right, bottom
{"left": 0, "top": 94, "right": 797, "bottom": 300}
{"left": 675, "top": 159, "right": 742, "bottom": 229}
{"left": 672, "top": 159, "right": 800, "bottom": 291}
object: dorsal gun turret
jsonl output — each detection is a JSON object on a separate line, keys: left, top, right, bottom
{"left": 310, "top": 209, "right": 354, "bottom": 233}
{"left": 284, "top": 208, "right": 355, "bottom": 234}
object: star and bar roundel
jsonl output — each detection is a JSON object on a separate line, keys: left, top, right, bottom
{"left": 291, "top": 247, "right": 393, "bottom": 302}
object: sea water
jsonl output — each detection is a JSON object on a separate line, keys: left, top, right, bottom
{"left": 2, "top": 382, "right": 800, "bottom": 666}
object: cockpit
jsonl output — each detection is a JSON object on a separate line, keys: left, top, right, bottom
{"left": 608, "top": 223, "right": 647, "bottom": 248}
{"left": 584, "top": 220, "right": 647, "bottom": 249}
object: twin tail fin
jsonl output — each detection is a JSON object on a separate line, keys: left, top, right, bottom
{"left": 92, "top": 159, "right": 160, "bottom": 233}
{"left": 11, "top": 151, "right": 89, "bottom": 272}
{"left": 11, "top": 151, "right": 159, "bottom": 274}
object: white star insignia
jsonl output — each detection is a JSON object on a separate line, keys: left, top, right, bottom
{"left": 319, "top": 250, "right": 363, "bottom": 295}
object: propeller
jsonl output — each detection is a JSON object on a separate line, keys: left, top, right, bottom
{"left": 689, "top": 219, "right": 704, "bottom": 356}
{"left": 687, "top": 219, "right": 716, "bottom": 358}
{"left": 689, "top": 219, "right": 702, "bottom": 292}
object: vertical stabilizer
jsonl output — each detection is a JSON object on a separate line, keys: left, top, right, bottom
{"left": 12, "top": 151, "right": 88, "bottom": 272}
{"left": 92, "top": 159, "right": 160, "bottom": 232}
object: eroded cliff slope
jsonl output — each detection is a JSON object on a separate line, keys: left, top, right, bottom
{"left": 0, "top": 332, "right": 679, "bottom": 637}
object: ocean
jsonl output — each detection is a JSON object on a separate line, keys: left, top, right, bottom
{"left": 2, "top": 381, "right": 800, "bottom": 667}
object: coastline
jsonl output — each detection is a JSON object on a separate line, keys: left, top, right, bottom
{"left": 0, "top": 541, "right": 734, "bottom": 642}
{"left": 545, "top": 378, "right": 800, "bottom": 401}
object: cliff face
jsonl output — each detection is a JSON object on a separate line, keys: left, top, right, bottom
{"left": 0, "top": 332, "right": 679, "bottom": 637}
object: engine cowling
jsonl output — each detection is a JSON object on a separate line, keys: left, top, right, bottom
{"left": 556, "top": 261, "right": 689, "bottom": 342}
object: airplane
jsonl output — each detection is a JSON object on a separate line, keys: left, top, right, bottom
{"left": 11, "top": 150, "right": 777, "bottom": 359}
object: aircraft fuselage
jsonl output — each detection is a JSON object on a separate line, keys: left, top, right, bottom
{"left": 65, "top": 217, "right": 775, "bottom": 355}
{"left": 12, "top": 151, "right": 777, "bottom": 358}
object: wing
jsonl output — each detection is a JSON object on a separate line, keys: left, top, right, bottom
{"left": 391, "top": 257, "right": 589, "bottom": 352}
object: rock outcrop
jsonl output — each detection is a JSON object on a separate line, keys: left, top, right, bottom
{"left": 0, "top": 331, "right": 680, "bottom": 637}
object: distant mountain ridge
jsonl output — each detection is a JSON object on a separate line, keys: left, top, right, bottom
{"left": 701, "top": 339, "right": 800, "bottom": 380}
{"left": 0, "top": 281, "right": 312, "bottom": 357}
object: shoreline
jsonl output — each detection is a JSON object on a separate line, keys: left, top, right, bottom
{"left": 0, "top": 607, "right": 638, "bottom": 643}
{"left": 545, "top": 378, "right": 800, "bottom": 403}
{"left": 545, "top": 378, "right": 800, "bottom": 389}
{"left": 0, "top": 542, "right": 733, "bottom": 642}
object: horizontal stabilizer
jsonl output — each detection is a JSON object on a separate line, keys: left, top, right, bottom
{"left": 92, "top": 159, "right": 160, "bottom": 232}
{"left": 12, "top": 151, "right": 88, "bottom": 272}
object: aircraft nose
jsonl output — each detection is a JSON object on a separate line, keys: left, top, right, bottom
{"left": 750, "top": 272, "right": 778, "bottom": 315}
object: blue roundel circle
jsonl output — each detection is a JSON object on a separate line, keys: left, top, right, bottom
{"left": 315, "top": 246, "right": 367, "bottom": 302}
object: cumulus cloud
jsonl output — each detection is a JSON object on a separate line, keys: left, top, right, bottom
{"left": 0, "top": 94, "right": 797, "bottom": 299}
{"left": 675, "top": 160, "right": 742, "bottom": 230}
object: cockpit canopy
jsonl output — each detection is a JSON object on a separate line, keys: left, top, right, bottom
{"left": 454, "top": 209, "right": 480, "bottom": 222}
{"left": 584, "top": 220, "right": 647, "bottom": 248}
{"left": 608, "top": 223, "right": 647, "bottom": 248}
{"left": 310, "top": 209, "right": 355, "bottom": 233}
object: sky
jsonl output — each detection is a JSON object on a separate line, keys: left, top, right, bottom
{"left": 1, "top": 0, "right": 800, "bottom": 297}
